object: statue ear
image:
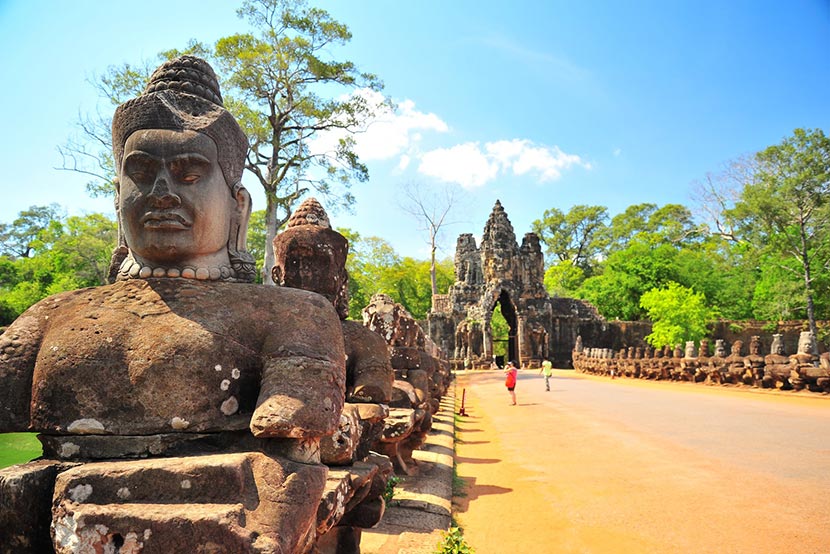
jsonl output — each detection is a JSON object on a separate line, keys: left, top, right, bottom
{"left": 113, "top": 176, "right": 126, "bottom": 249}
{"left": 231, "top": 183, "right": 252, "bottom": 255}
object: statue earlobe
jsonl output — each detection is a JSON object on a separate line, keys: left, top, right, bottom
{"left": 107, "top": 176, "right": 129, "bottom": 284}
{"left": 228, "top": 181, "right": 256, "bottom": 282}
{"left": 232, "top": 182, "right": 252, "bottom": 255}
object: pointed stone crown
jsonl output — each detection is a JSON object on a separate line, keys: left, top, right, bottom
{"left": 112, "top": 55, "right": 247, "bottom": 188}
{"left": 287, "top": 198, "right": 332, "bottom": 229}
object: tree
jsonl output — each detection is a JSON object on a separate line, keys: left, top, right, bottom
{"left": 399, "top": 181, "right": 458, "bottom": 298}
{"left": 607, "top": 202, "right": 703, "bottom": 252}
{"left": 726, "top": 128, "right": 830, "bottom": 335}
{"left": 532, "top": 205, "right": 609, "bottom": 268}
{"left": 247, "top": 209, "right": 267, "bottom": 282}
{"left": 0, "top": 210, "right": 116, "bottom": 325}
{"left": 342, "top": 230, "right": 453, "bottom": 320}
{"left": 640, "top": 282, "right": 714, "bottom": 349}
{"left": 576, "top": 240, "right": 681, "bottom": 320}
{"left": 0, "top": 204, "right": 65, "bottom": 259}
{"left": 532, "top": 205, "right": 608, "bottom": 294}
{"left": 60, "top": 1, "right": 387, "bottom": 283}
{"left": 215, "top": 0, "right": 388, "bottom": 282}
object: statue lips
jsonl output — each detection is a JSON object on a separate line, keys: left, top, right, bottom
{"left": 140, "top": 211, "right": 192, "bottom": 230}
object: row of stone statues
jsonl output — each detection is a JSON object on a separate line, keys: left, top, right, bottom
{"left": 0, "top": 56, "right": 449, "bottom": 554}
{"left": 573, "top": 332, "right": 830, "bottom": 393}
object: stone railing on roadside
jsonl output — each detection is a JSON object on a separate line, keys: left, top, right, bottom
{"left": 363, "top": 293, "right": 452, "bottom": 476}
{"left": 572, "top": 332, "right": 830, "bottom": 393}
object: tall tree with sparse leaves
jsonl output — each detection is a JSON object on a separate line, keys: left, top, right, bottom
{"left": 726, "top": 128, "right": 830, "bottom": 336}
{"left": 215, "top": 0, "right": 388, "bottom": 282}
{"left": 60, "top": 0, "right": 387, "bottom": 283}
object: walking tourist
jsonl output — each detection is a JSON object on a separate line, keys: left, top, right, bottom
{"left": 504, "top": 360, "right": 518, "bottom": 405}
{"left": 539, "top": 359, "right": 553, "bottom": 391}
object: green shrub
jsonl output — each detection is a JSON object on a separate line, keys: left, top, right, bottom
{"left": 435, "top": 526, "right": 474, "bottom": 554}
{"left": 383, "top": 475, "right": 402, "bottom": 504}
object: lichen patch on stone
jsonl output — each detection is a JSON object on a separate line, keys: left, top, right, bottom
{"left": 69, "top": 483, "right": 93, "bottom": 503}
{"left": 221, "top": 396, "right": 239, "bottom": 415}
{"left": 170, "top": 416, "right": 190, "bottom": 430}
{"left": 59, "top": 442, "right": 81, "bottom": 458}
{"left": 67, "top": 418, "right": 105, "bottom": 434}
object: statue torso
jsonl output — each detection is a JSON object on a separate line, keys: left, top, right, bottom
{"left": 23, "top": 279, "right": 333, "bottom": 435}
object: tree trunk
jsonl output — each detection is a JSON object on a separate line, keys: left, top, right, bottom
{"left": 262, "top": 194, "right": 278, "bottom": 286}
{"left": 429, "top": 232, "right": 438, "bottom": 314}
{"left": 799, "top": 220, "right": 818, "bottom": 337}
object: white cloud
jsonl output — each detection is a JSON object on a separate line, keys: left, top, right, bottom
{"left": 418, "top": 143, "right": 499, "bottom": 189}
{"left": 308, "top": 89, "right": 448, "bottom": 163}
{"left": 306, "top": 90, "right": 588, "bottom": 190}
{"left": 418, "top": 139, "right": 589, "bottom": 188}
{"left": 613, "top": 147, "right": 622, "bottom": 157}
{"left": 398, "top": 154, "right": 411, "bottom": 171}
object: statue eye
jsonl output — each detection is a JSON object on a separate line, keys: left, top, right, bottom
{"left": 170, "top": 158, "right": 208, "bottom": 185}
{"left": 124, "top": 157, "right": 157, "bottom": 185}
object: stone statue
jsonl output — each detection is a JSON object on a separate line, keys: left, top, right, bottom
{"left": 0, "top": 56, "right": 348, "bottom": 553}
{"left": 270, "top": 197, "right": 398, "bottom": 548}
{"left": 703, "top": 339, "right": 728, "bottom": 384}
{"left": 723, "top": 339, "right": 748, "bottom": 385}
{"left": 271, "top": 197, "right": 393, "bottom": 404}
{"left": 679, "top": 341, "right": 699, "bottom": 381}
{"left": 789, "top": 331, "right": 825, "bottom": 391}
{"left": 529, "top": 321, "right": 548, "bottom": 360}
{"left": 745, "top": 335, "right": 765, "bottom": 386}
{"left": 763, "top": 333, "right": 792, "bottom": 390}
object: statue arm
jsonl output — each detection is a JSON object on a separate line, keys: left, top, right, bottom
{"left": 0, "top": 305, "right": 47, "bottom": 432}
{"left": 250, "top": 292, "right": 347, "bottom": 438}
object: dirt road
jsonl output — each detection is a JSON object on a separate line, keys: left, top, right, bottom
{"left": 454, "top": 370, "right": 830, "bottom": 554}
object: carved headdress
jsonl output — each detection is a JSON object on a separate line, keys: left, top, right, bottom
{"left": 112, "top": 55, "right": 247, "bottom": 188}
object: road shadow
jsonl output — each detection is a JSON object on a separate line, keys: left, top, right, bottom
{"left": 455, "top": 456, "right": 500, "bottom": 465}
{"left": 453, "top": 475, "right": 513, "bottom": 513}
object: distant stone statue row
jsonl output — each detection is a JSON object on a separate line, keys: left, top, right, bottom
{"left": 573, "top": 332, "right": 830, "bottom": 393}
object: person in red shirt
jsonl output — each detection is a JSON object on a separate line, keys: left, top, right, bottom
{"left": 504, "top": 360, "right": 518, "bottom": 405}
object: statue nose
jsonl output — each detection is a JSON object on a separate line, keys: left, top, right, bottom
{"left": 149, "top": 176, "right": 181, "bottom": 208}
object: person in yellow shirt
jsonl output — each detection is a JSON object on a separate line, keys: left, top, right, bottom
{"left": 539, "top": 359, "right": 553, "bottom": 391}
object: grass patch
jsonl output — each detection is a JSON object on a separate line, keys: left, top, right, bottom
{"left": 452, "top": 463, "right": 467, "bottom": 498}
{"left": 0, "top": 433, "right": 42, "bottom": 469}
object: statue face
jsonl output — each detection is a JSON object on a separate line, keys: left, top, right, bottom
{"left": 120, "top": 130, "right": 233, "bottom": 267}
{"left": 282, "top": 243, "right": 340, "bottom": 294}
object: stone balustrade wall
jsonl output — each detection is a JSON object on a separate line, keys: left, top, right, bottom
{"left": 572, "top": 332, "right": 830, "bottom": 393}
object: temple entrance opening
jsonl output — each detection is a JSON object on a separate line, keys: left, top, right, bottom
{"left": 490, "top": 290, "right": 517, "bottom": 366}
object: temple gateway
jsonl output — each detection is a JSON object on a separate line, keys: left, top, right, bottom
{"left": 428, "top": 201, "right": 610, "bottom": 369}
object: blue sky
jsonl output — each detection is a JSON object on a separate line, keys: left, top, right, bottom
{"left": 1, "top": 0, "right": 828, "bottom": 260}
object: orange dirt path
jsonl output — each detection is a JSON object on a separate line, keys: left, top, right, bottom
{"left": 453, "top": 370, "right": 830, "bottom": 554}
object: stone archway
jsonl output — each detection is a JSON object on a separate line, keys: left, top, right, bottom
{"left": 488, "top": 289, "right": 518, "bottom": 366}
{"left": 428, "top": 200, "right": 609, "bottom": 369}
